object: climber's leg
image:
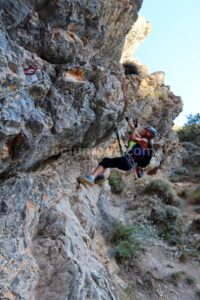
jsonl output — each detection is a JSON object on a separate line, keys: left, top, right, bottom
{"left": 92, "top": 165, "right": 106, "bottom": 178}
{"left": 97, "top": 156, "right": 132, "bottom": 173}
{"left": 92, "top": 157, "right": 133, "bottom": 179}
{"left": 78, "top": 156, "right": 132, "bottom": 186}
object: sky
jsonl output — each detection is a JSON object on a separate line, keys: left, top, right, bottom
{"left": 134, "top": 0, "right": 200, "bottom": 126}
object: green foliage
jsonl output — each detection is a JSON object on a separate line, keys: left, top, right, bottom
{"left": 170, "top": 267, "right": 197, "bottom": 286}
{"left": 178, "top": 250, "right": 189, "bottom": 263}
{"left": 111, "top": 221, "right": 135, "bottom": 243}
{"left": 145, "top": 179, "right": 177, "bottom": 205}
{"left": 177, "top": 113, "right": 200, "bottom": 142}
{"left": 119, "top": 282, "right": 135, "bottom": 300}
{"left": 169, "top": 173, "right": 183, "bottom": 183}
{"left": 150, "top": 206, "right": 182, "bottom": 245}
{"left": 169, "top": 165, "right": 200, "bottom": 184}
{"left": 111, "top": 221, "right": 144, "bottom": 261}
{"left": 194, "top": 206, "right": 200, "bottom": 214}
{"left": 177, "top": 187, "right": 191, "bottom": 199}
{"left": 178, "top": 246, "right": 199, "bottom": 262}
{"left": 184, "top": 275, "right": 196, "bottom": 286}
{"left": 111, "top": 222, "right": 158, "bottom": 262}
{"left": 174, "top": 167, "right": 189, "bottom": 176}
{"left": 115, "top": 240, "right": 141, "bottom": 259}
{"left": 191, "top": 185, "right": 200, "bottom": 205}
{"left": 158, "top": 220, "right": 182, "bottom": 246}
{"left": 169, "top": 167, "right": 190, "bottom": 183}
{"left": 190, "top": 218, "right": 200, "bottom": 233}
{"left": 108, "top": 170, "right": 125, "bottom": 194}
{"left": 171, "top": 271, "right": 186, "bottom": 285}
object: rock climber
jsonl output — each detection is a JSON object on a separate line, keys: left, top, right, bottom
{"left": 78, "top": 118, "right": 157, "bottom": 186}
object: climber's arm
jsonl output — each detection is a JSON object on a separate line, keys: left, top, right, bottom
{"left": 127, "top": 120, "right": 135, "bottom": 131}
{"left": 131, "top": 136, "right": 148, "bottom": 148}
{"left": 126, "top": 117, "right": 147, "bottom": 147}
{"left": 129, "top": 126, "right": 148, "bottom": 148}
{"left": 129, "top": 122, "right": 148, "bottom": 148}
{"left": 128, "top": 121, "right": 141, "bottom": 138}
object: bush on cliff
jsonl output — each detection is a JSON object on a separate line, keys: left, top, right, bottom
{"left": 144, "top": 179, "right": 177, "bottom": 205}
{"left": 110, "top": 221, "right": 143, "bottom": 261}
{"left": 110, "top": 221, "right": 158, "bottom": 262}
{"left": 150, "top": 205, "right": 182, "bottom": 245}
{"left": 108, "top": 170, "right": 125, "bottom": 194}
{"left": 191, "top": 185, "right": 200, "bottom": 205}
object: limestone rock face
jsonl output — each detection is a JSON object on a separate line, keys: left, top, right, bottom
{"left": 121, "top": 15, "right": 151, "bottom": 64}
{"left": 0, "top": 158, "right": 119, "bottom": 300}
{"left": 0, "top": 1, "right": 184, "bottom": 299}
{"left": 0, "top": 0, "right": 142, "bottom": 176}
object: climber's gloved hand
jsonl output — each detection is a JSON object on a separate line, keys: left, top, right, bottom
{"left": 125, "top": 116, "right": 129, "bottom": 122}
{"left": 133, "top": 118, "right": 138, "bottom": 128}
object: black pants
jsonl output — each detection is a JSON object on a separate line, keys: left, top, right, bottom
{"left": 99, "top": 156, "right": 133, "bottom": 171}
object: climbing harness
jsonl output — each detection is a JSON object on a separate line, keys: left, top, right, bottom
{"left": 112, "top": 121, "right": 139, "bottom": 179}
{"left": 112, "top": 118, "right": 157, "bottom": 180}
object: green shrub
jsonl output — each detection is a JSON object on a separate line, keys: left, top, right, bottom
{"left": 115, "top": 240, "right": 141, "bottom": 259}
{"left": 191, "top": 185, "right": 200, "bottom": 205}
{"left": 178, "top": 124, "right": 200, "bottom": 142}
{"left": 171, "top": 271, "right": 186, "bottom": 285}
{"left": 193, "top": 166, "right": 200, "bottom": 181}
{"left": 145, "top": 179, "right": 177, "bottom": 205}
{"left": 184, "top": 275, "right": 196, "bottom": 286}
{"left": 178, "top": 245, "right": 200, "bottom": 262}
{"left": 159, "top": 221, "right": 182, "bottom": 246}
{"left": 150, "top": 206, "right": 182, "bottom": 245}
{"left": 171, "top": 271, "right": 196, "bottom": 286}
{"left": 190, "top": 218, "right": 200, "bottom": 233}
{"left": 111, "top": 221, "right": 143, "bottom": 261}
{"left": 119, "top": 282, "right": 135, "bottom": 300}
{"left": 194, "top": 206, "right": 200, "bottom": 214}
{"left": 111, "top": 221, "right": 135, "bottom": 244}
{"left": 175, "top": 167, "right": 189, "bottom": 175}
{"left": 111, "top": 221, "right": 158, "bottom": 262}
{"left": 178, "top": 251, "right": 189, "bottom": 263}
{"left": 177, "top": 188, "right": 191, "bottom": 199}
{"left": 169, "top": 173, "right": 183, "bottom": 183}
{"left": 108, "top": 170, "right": 125, "bottom": 194}
{"left": 169, "top": 167, "right": 190, "bottom": 183}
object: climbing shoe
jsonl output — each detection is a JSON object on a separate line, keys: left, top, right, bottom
{"left": 94, "top": 174, "right": 105, "bottom": 184}
{"left": 78, "top": 175, "right": 95, "bottom": 186}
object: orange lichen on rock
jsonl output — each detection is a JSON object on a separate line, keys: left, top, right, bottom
{"left": 52, "top": 28, "right": 83, "bottom": 45}
{"left": 26, "top": 200, "right": 35, "bottom": 211}
{"left": 64, "top": 69, "right": 84, "bottom": 82}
